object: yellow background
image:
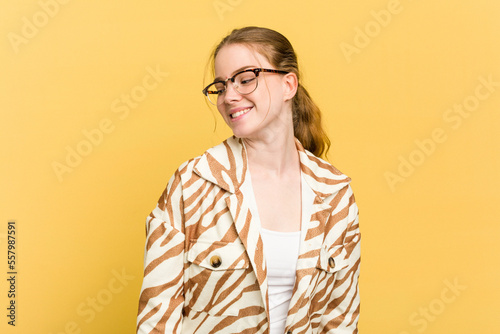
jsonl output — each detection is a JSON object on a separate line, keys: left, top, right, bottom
{"left": 1, "top": 0, "right": 499, "bottom": 333}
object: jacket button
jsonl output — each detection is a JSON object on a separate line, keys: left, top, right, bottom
{"left": 210, "top": 255, "right": 222, "bottom": 268}
{"left": 328, "top": 256, "right": 335, "bottom": 269}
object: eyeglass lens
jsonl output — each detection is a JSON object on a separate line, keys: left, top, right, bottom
{"left": 206, "top": 71, "right": 258, "bottom": 105}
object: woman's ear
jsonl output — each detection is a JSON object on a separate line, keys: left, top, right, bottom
{"left": 282, "top": 72, "right": 298, "bottom": 102}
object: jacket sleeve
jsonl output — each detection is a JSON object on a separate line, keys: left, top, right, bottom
{"left": 322, "top": 185, "right": 361, "bottom": 333}
{"left": 137, "top": 169, "right": 185, "bottom": 334}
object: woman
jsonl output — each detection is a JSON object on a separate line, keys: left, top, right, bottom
{"left": 137, "top": 26, "right": 360, "bottom": 334}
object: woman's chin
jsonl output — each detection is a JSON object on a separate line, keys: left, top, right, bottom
{"left": 228, "top": 125, "right": 252, "bottom": 139}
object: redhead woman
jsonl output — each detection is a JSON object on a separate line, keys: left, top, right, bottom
{"left": 137, "top": 26, "right": 361, "bottom": 334}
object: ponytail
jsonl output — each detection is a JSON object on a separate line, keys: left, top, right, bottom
{"left": 293, "top": 85, "right": 330, "bottom": 158}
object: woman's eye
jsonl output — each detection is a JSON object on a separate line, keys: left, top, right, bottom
{"left": 212, "top": 83, "right": 225, "bottom": 94}
{"left": 240, "top": 77, "right": 256, "bottom": 85}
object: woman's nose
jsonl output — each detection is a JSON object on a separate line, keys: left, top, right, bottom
{"left": 223, "top": 81, "right": 242, "bottom": 102}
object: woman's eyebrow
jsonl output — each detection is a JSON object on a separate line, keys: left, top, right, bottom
{"left": 214, "top": 65, "right": 257, "bottom": 82}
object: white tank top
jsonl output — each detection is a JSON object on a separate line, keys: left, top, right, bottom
{"left": 240, "top": 166, "right": 316, "bottom": 334}
{"left": 260, "top": 228, "right": 301, "bottom": 334}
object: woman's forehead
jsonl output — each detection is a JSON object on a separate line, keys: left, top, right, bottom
{"left": 214, "top": 44, "right": 270, "bottom": 77}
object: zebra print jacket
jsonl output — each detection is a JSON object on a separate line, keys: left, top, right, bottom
{"left": 137, "top": 135, "right": 361, "bottom": 334}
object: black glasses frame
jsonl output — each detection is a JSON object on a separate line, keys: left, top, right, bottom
{"left": 202, "top": 68, "right": 290, "bottom": 97}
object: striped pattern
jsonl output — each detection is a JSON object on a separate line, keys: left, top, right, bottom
{"left": 137, "top": 136, "right": 360, "bottom": 334}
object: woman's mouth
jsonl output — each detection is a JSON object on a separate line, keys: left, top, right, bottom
{"left": 230, "top": 107, "right": 252, "bottom": 119}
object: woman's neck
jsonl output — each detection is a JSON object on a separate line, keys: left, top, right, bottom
{"left": 243, "top": 128, "right": 300, "bottom": 178}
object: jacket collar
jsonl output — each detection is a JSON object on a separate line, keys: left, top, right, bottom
{"left": 193, "top": 136, "right": 351, "bottom": 199}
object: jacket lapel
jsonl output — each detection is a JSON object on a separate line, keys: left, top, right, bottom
{"left": 224, "top": 190, "right": 269, "bottom": 315}
{"left": 286, "top": 139, "right": 352, "bottom": 327}
{"left": 193, "top": 136, "right": 269, "bottom": 314}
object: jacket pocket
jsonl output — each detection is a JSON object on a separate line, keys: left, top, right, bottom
{"left": 185, "top": 239, "right": 260, "bottom": 317}
{"left": 187, "top": 240, "right": 250, "bottom": 271}
{"left": 309, "top": 244, "right": 350, "bottom": 314}
{"left": 316, "top": 244, "right": 349, "bottom": 274}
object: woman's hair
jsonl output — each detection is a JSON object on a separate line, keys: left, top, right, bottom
{"left": 209, "top": 26, "right": 331, "bottom": 158}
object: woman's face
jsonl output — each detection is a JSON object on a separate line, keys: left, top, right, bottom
{"left": 213, "top": 44, "right": 291, "bottom": 140}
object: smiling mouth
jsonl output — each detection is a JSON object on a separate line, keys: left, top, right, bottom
{"left": 230, "top": 107, "right": 252, "bottom": 119}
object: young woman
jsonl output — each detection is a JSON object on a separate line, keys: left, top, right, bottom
{"left": 137, "top": 26, "right": 361, "bottom": 334}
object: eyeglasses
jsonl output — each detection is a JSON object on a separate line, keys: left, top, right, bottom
{"left": 202, "top": 68, "right": 290, "bottom": 105}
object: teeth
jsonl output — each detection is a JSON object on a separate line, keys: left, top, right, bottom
{"left": 230, "top": 107, "right": 252, "bottom": 118}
